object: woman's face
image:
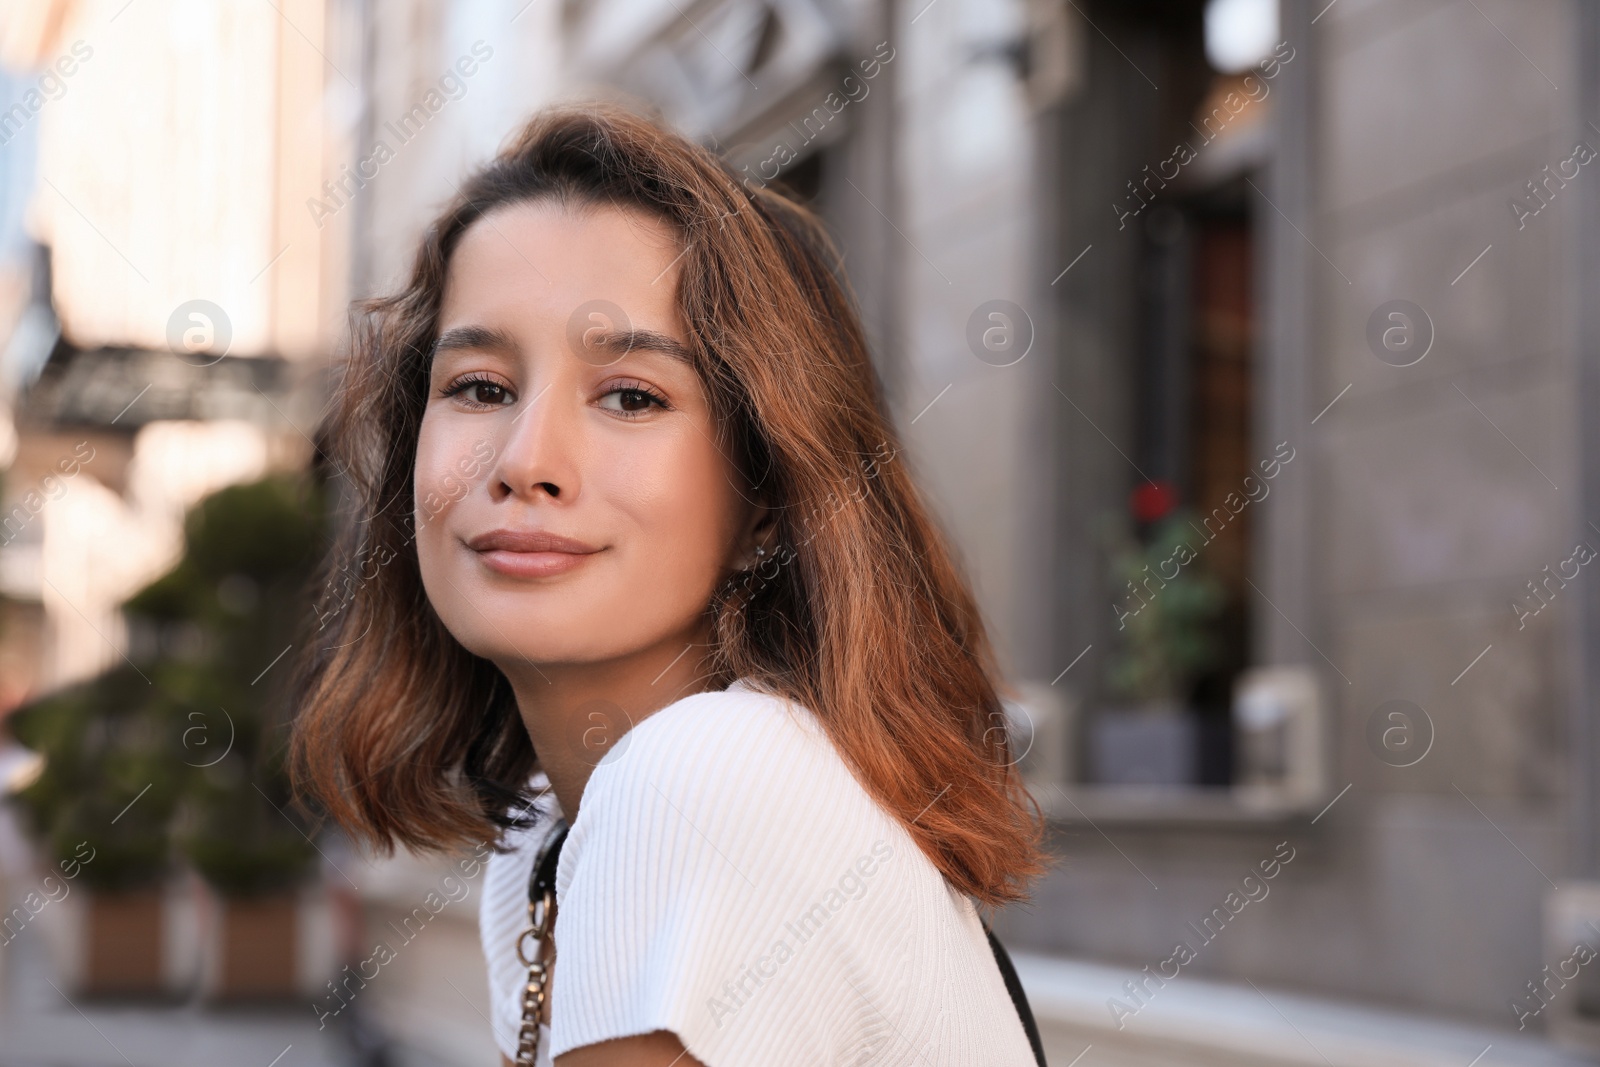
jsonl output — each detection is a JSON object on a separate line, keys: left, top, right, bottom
{"left": 414, "top": 200, "right": 759, "bottom": 674}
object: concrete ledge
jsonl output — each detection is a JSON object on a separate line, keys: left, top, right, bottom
{"left": 1008, "top": 951, "right": 1597, "bottom": 1067}
{"left": 1031, "top": 784, "right": 1323, "bottom": 828}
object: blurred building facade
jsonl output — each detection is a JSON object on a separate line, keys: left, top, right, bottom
{"left": 0, "top": 0, "right": 347, "bottom": 704}
{"left": 4, "top": 0, "right": 1600, "bottom": 1063}
{"left": 1009, "top": 0, "right": 1600, "bottom": 1040}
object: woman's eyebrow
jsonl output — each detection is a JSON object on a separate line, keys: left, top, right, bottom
{"left": 585, "top": 328, "right": 694, "bottom": 364}
{"left": 430, "top": 324, "right": 519, "bottom": 358}
{"left": 430, "top": 323, "right": 693, "bottom": 364}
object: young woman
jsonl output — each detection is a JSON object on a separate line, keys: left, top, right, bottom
{"left": 291, "top": 103, "right": 1049, "bottom": 1066}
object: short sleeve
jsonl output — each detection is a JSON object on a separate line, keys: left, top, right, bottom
{"left": 548, "top": 688, "right": 1035, "bottom": 1066}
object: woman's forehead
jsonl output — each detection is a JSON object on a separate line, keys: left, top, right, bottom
{"left": 438, "top": 201, "right": 688, "bottom": 351}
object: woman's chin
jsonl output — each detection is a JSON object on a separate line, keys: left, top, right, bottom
{"left": 458, "top": 631, "right": 656, "bottom": 673}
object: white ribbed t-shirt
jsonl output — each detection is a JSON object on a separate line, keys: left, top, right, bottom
{"left": 477, "top": 679, "right": 1036, "bottom": 1065}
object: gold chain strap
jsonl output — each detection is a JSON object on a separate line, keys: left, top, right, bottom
{"left": 514, "top": 884, "right": 555, "bottom": 1066}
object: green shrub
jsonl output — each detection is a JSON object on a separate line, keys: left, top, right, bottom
{"left": 9, "top": 473, "right": 329, "bottom": 897}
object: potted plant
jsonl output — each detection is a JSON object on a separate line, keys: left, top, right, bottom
{"left": 127, "top": 475, "right": 326, "bottom": 1000}
{"left": 181, "top": 759, "right": 316, "bottom": 999}
{"left": 9, "top": 474, "right": 328, "bottom": 999}
{"left": 9, "top": 665, "right": 187, "bottom": 996}
{"left": 1092, "top": 484, "right": 1227, "bottom": 786}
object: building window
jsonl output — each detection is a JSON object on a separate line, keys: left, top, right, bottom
{"left": 1059, "top": 0, "right": 1282, "bottom": 795}
{"left": 1134, "top": 177, "right": 1256, "bottom": 787}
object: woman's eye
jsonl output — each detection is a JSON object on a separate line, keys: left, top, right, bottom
{"left": 445, "top": 378, "right": 514, "bottom": 407}
{"left": 598, "top": 387, "right": 665, "bottom": 415}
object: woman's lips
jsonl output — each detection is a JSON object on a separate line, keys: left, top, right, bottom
{"left": 465, "top": 529, "right": 603, "bottom": 578}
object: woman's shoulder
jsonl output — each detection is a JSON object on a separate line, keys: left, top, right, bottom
{"left": 547, "top": 682, "right": 1033, "bottom": 1064}
{"left": 608, "top": 679, "right": 827, "bottom": 765}
{"left": 572, "top": 679, "right": 890, "bottom": 843}
{"left": 555, "top": 677, "right": 943, "bottom": 934}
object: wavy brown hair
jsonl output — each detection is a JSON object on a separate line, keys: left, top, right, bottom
{"left": 290, "top": 102, "right": 1048, "bottom": 907}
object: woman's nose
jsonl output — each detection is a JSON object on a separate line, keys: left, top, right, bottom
{"left": 491, "top": 380, "right": 580, "bottom": 503}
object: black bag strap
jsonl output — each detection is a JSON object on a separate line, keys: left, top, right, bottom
{"left": 514, "top": 818, "right": 570, "bottom": 1065}
{"left": 526, "top": 824, "right": 1046, "bottom": 1065}
{"left": 981, "top": 916, "right": 1049, "bottom": 1066}
{"left": 528, "top": 817, "right": 570, "bottom": 901}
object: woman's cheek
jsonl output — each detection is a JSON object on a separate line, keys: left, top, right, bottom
{"left": 413, "top": 419, "right": 469, "bottom": 558}
{"left": 607, "top": 432, "right": 736, "bottom": 595}
{"left": 674, "top": 441, "right": 747, "bottom": 589}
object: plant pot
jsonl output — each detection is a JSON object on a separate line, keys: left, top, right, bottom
{"left": 212, "top": 893, "right": 298, "bottom": 999}
{"left": 195, "top": 881, "right": 340, "bottom": 1001}
{"left": 1090, "top": 702, "right": 1198, "bottom": 786}
{"left": 31, "top": 877, "right": 198, "bottom": 999}
{"left": 82, "top": 888, "right": 165, "bottom": 996}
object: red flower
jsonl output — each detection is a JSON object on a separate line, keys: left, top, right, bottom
{"left": 1130, "top": 480, "right": 1177, "bottom": 524}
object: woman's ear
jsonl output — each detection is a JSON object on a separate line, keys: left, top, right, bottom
{"left": 732, "top": 499, "right": 778, "bottom": 571}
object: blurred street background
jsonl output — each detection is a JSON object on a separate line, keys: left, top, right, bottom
{"left": 1, "top": 0, "right": 1599, "bottom": 1064}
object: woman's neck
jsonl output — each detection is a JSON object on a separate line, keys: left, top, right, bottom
{"left": 502, "top": 627, "right": 718, "bottom": 821}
